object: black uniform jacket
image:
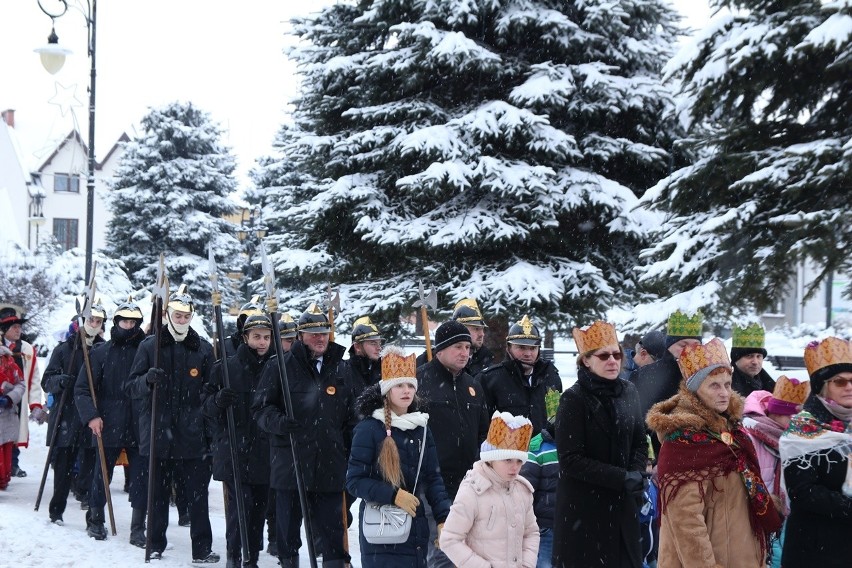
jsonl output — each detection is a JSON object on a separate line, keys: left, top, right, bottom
{"left": 477, "top": 357, "right": 562, "bottom": 435}
{"left": 252, "top": 340, "right": 356, "bottom": 492}
{"left": 127, "top": 326, "right": 214, "bottom": 459}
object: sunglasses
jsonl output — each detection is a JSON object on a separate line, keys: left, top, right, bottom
{"left": 827, "top": 377, "right": 852, "bottom": 388}
{"left": 592, "top": 351, "right": 623, "bottom": 361}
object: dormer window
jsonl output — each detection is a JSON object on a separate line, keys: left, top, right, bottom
{"left": 54, "top": 173, "right": 80, "bottom": 193}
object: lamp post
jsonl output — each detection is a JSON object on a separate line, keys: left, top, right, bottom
{"left": 235, "top": 206, "right": 267, "bottom": 300}
{"left": 35, "top": 0, "right": 97, "bottom": 278}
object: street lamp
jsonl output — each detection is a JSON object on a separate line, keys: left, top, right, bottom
{"left": 235, "top": 207, "right": 267, "bottom": 299}
{"left": 35, "top": 0, "right": 97, "bottom": 278}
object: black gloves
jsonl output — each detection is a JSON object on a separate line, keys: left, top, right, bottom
{"left": 146, "top": 368, "right": 167, "bottom": 387}
{"left": 57, "top": 374, "right": 75, "bottom": 389}
{"left": 277, "top": 415, "right": 302, "bottom": 435}
{"left": 214, "top": 387, "right": 239, "bottom": 409}
{"left": 624, "top": 470, "right": 650, "bottom": 507}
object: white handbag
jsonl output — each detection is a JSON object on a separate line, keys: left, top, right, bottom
{"left": 361, "top": 428, "right": 426, "bottom": 545}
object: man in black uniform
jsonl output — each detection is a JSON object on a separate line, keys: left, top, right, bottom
{"left": 478, "top": 315, "right": 562, "bottom": 435}
{"left": 42, "top": 300, "right": 105, "bottom": 524}
{"left": 224, "top": 296, "right": 265, "bottom": 357}
{"left": 204, "top": 315, "right": 274, "bottom": 567}
{"left": 416, "top": 320, "right": 490, "bottom": 568}
{"left": 127, "top": 285, "right": 219, "bottom": 563}
{"left": 341, "top": 316, "right": 383, "bottom": 402}
{"left": 75, "top": 298, "right": 146, "bottom": 542}
{"left": 730, "top": 323, "right": 775, "bottom": 397}
{"left": 252, "top": 303, "right": 356, "bottom": 568}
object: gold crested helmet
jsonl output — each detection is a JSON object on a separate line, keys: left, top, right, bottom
{"left": 167, "top": 284, "right": 194, "bottom": 314}
{"left": 451, "top": 298, "right": 487, "bottom": 327}
{"left": 352, "top": 316, "right": 383, "bottom": 343}
{"left": 113, "top": 297, "right": 143, "bottom": 322}
{"left": 278, "top": 313, "right": 298, "bottom": 339}
{"left": 297, "top": 302, "right": 331, "bottom": 333}
{"left": 506, "top": 315, "right": 541, "bottom": 346}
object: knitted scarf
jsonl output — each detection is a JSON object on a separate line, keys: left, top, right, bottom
{"left": 656, "top": 411, "right": 782, "bottom": 559}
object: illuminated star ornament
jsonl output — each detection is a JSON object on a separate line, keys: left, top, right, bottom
{"left": 48, "top": 81, "right": 84, "bottom": 117}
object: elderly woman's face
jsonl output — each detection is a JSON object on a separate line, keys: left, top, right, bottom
{"left": 696, "top": 370, "right": 733, "bottom": 413}
{"left": 824, "top": 372, "right": 852, "bottom": 409}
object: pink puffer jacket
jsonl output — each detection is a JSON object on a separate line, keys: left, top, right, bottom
{"left": 440, "top": 460, "right": 539, "bottom": 568}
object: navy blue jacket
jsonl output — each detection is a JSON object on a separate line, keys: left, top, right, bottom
{"left": 74, "top": 325, "right": 145, "bottom": 448}
{"left": 346, "top": 385, "right": 451, "bottom": 568}
{"left": 202, "top": 342, "right": 271, "bottom": 484}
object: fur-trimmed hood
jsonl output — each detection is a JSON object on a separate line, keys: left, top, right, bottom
{"left": 354, "top": 382, "right": 427, "bottom": 418}
{"left": 646, "top": 385, "right": 744, "bottom": 437}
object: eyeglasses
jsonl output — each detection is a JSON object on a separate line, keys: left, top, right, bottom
{"left": 592, "top": 351, "right": 623, "bottom": 361}
{"left": 827, "top": 377, "right": 852, "bottom": 388}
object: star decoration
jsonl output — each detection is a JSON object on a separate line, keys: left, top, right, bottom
{"left": 48, "top": 82, "right": 84, "bottom": 118}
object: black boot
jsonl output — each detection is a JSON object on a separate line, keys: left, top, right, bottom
{"left": 321, "top": 560, "right": 346, "bottom": 568}
{"left": 130, "top": 507, "right": 146, "bottom": 548}
{"left": 278, "top": 557, "right": 299, "bottom": 568}
{"left": 86, "top": 509, "right": 107, "bottom": 540}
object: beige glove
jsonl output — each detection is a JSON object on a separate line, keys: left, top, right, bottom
{"left": 394, "top": 489, "right": 420, "bottom": 517}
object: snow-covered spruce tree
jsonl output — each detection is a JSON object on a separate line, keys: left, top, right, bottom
{"left": 261, "top": 0, "right": 681, "bottom": 334}
{"left": 106, "top": 101, "right": 241, "bottom": 318}
{"left": 641, "top": 0, "right": 852, "bottom": 318}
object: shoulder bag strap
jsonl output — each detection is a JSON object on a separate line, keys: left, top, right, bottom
{"left": 411, "top": 427, "right": 427, "bottom": 494}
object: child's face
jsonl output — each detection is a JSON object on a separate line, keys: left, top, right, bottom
{"left": 490, "top": 458, "right": 524, "bottom": 482}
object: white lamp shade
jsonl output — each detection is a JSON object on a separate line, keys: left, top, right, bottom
{"left": 35, "top": 44, "right": 72, "bottom": 75}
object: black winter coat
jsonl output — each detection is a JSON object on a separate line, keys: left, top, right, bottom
{"left": 74, "top": 326, "right": 145, "bottom": 448}
{"left": 341, "top": 345, "right": 381, "bottom": 403}
{"left": 415, "top": 358, "right": 489, "bottom": 498}
{"left": 416, "top": 345, "right": 495, "bottom": 379}
{"left": 553, "top": 368, "right": 648, "bottom": 568}
{"left": 127, "top": 326, "right": 214, "bottom": 459}
{"left": 43, "top": 334, "right": 105, "bottom": 447}
{"left": 477, "top": 358, "right": 562, "bottom": 435}
{"left": 202, "top": 342, "right": 271, "bottom": 484}
{"left": 252, "top": 340, "right": 356, "bottom": 492}
{"left": 631, "top": 350, "right": 681, "bottom": 420}
{"left": 781, "top": 396, "right": 852, "bottom": 568}
{"left": 731, "top": 366, "right": 776, "bottom": 398}
{"left": 346, "top": 385, "right": 451, "bottom": 568}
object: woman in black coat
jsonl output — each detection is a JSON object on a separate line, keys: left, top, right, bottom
{"left": 553, "top": 321, "right": 648, "bottom": 568}
{"left": 779, "top": 337, "right": 852, "bottom": 568}
{"left": 346, "top": 346, "right": 451, "bottom": 568}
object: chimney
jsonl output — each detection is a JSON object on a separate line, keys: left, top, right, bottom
{"left": 1, "top": 109, "right": 14, "bottom": 128}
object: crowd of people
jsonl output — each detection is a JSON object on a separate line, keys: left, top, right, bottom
{"left": 0, "top": 293, "right": 850, "bottom": 568}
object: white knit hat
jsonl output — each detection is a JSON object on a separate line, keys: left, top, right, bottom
{"left": 479, "top": 411, "right": 533, "bottom": 463}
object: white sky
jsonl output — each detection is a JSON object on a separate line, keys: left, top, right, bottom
{"left": 0, "top": 1, "right": 710, "bottom": 193}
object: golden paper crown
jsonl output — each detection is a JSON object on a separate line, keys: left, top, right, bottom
{"left": 572, "top": 321, "right": 618, "bottom": 353}
{"left": 380, "top": 345, "right": 416, "bottom": 382}
{"left": 732, "top": 323, "right": 765, "bottom": 349}
{"left": 771, "top": 375, "right": 811, "bottom": 406}
{"left": 804, "top": 337, "right": 852, "bottom": 377}
{"left": 677, "top": 337, "right": 730, "bottom": 381}
{"left": 667, "top": 310, "right": 703, "bottom": 338}
{"left": 485, "top": 413, "right": 533, "bottom": 453}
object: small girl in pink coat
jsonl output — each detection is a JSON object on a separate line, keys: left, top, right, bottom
{"left": 439, "top": 411, "right": 539, "bottom": 568}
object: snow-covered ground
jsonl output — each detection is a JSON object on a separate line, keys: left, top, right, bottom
{"left": 1, "top": 424, "right": 362, "bottom": 567}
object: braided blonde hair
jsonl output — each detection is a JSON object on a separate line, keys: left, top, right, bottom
{"left": 376, "top": 397, "right": 403, "bottom": 488}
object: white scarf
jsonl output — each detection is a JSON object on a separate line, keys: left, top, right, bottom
{"left": 370, "top": 409, "right": 429, "bottom": 431}
{"left": 780, "top": 409, "right": 852, "bottom": 499}
{"left": 83, "top": 323, "right": 101, "bottom": 346}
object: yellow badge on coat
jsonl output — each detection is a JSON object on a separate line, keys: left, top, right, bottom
{"left": 189, "top": 368, "right": 200, "bottom": 378}
{"left": 326, "top": 386, "right": 336, "bottom": 395}
{"left": 468, "top": 386, "right": 476, "bottom": 396}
